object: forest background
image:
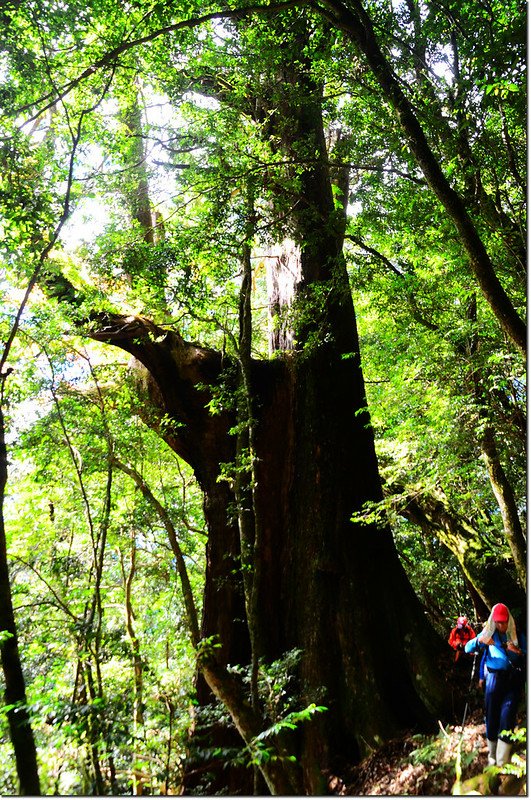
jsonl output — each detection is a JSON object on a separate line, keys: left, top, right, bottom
{"left": 0, "top": 0, "right": 526, "bottom": 795}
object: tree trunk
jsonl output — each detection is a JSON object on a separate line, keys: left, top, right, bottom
{"left": 120, "top": 86, "right": 156, "bottom": 244}
{"left": 91, "top": 312, "right": 450, "bottom": 792}
{"left": 0, "top": 402, "right": 41, "bottom": 796}
{"left": 461, "top": 295, "right": 526, "bottom": 594}
{"left": 81, "top": 660, "right": 106, "bottom": 795}
{"left": 120, "top": 540, "right": 146, "bottom": 795}
{"left": 480, "top": 426, "right": 527, "bottom": 590}
{"left": 113, "top": 457, "right": 200, "bottom": 646}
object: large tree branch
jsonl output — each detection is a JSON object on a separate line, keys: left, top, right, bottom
{"left": 386, "top": 481, "right": 525, "bottom": 611}
{"left": 87, "top": 312, "right": 236, "bottom": 485}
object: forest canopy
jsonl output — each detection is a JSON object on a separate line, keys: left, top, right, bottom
{"left": 0, "top": 0, "right": 526, "bottom": 795}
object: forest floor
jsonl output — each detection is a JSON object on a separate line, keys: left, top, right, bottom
{"left": 327, "top": 668, "right": 527, "bottom": 797}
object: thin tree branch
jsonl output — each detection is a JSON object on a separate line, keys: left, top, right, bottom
{"left": 111, "top": 457, "right": 201, "bottom": 647}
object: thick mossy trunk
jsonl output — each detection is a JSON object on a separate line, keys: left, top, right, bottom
{"left": 391, "top": 483, "right": 526, "bottom": 617}
{"left": 93, "top": 316, "right": 450, "bottom": 793}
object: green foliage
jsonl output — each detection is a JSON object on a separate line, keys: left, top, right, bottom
{"left": 232, "top": 650, "right": 328, "bottom": 769}
{"left": 0, "top": 631, "right": 14, "bottom": 646}
{"left": 251, "top": 703, "right": 327, "bottom": 746}
{"left": 0, "top": 331, "right": 205, "bottom": 793}
{"left": 410, "top": 727, "right": 477, "bottom": 777}
{"left": 497, "top": 727, "right": 526, "bottom": 778}
{"left": 196, "top": 635, "right": 222, "bottom": 663}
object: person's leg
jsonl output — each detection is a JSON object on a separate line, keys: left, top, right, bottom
{"left": 496, "top": 739, "right": 512, "bottom": 765}
{"left": 496, "top": 675, "right": 523, "bottom": 765}
{"left": 484, "top": 672, "right": 503, "bottom": 765}
{"left": 487, "top": 739, "right": 497, "bottom": 765}
{"left": 498, "top": 678, "right": 522, "bottom": 737}
{"left": 484, "top": 673, "right": 502, "bottom": 742}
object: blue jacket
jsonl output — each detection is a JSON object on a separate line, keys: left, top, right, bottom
{"left": 465, "top": 629, "right": 526, "bottom": 672}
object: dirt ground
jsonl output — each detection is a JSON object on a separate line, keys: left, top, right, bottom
{"left": 326, "top": 676, "right": 527, "bottom": 796}
{"left": 339, "top": 711, "right": 490, "bottom": 795}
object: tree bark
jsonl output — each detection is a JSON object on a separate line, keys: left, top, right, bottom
{"left": 81, "top": 660, "right": 106, "bottom": 795}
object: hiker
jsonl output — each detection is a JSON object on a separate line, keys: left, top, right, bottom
{"left": 465, "top": 602, "right": 526, "bottom": 766}
{"left": 448, "top": 616, "right": 475, "bottom": 663}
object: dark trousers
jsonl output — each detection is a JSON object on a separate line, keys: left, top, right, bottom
{"left": 485, "top": 669, "right": 524, "bottom": 742}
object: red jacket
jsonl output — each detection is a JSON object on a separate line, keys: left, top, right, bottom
{"left": 448, "top": 622, "right": 475, "bottom": 650}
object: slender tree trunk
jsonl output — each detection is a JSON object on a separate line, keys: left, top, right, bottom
{"left": 316, "top": 0, "right": 526, "bottom": 356}
{"left": 0, "top": 403, "right": 41, "bottom": 795}
{"left": 462, "top": 297, "right": 526, "bottom": 593}
{"left": 120, "top": 541, "right": 146, "bottom": 795}
{"left": 112, "top": 458, "right": 200, "bottom": 646}
{"left": 81, "top": 660, "right": 105, "bottom": 795}
{"left": 480, "top": 426, "right": 527, "bottom": 590}
{"left": 198, "top": 654, "right": 303, "bottom": 795}
{"left": 163, "top": 697, "right": 175, "bottom": 795}
{"left": 235, "top": 178, "right": 263, "bottom": 699}
{"left": 121, "top": 85, "right": 156, "bottom": 244}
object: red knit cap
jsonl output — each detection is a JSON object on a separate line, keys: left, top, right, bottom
{"left": 492, "top": 603, "right": 509, "bottom": 622}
